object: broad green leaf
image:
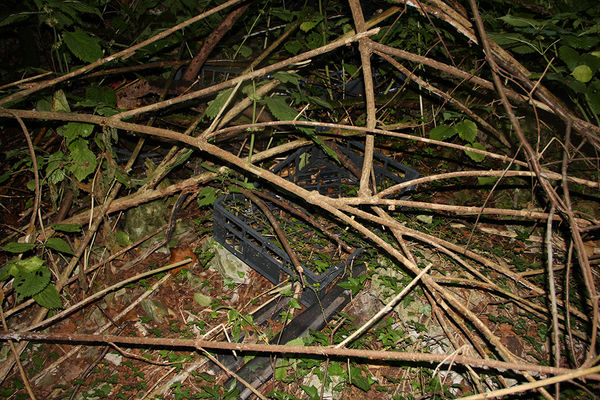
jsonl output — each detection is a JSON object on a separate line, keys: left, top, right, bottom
{"left": 46, "top": 151, "right": 67, "bottom": 184}
{"left": 499, "top": 15, "right": 542, "bottom": 28}
{"left": 429, "top": 125, "right": 456, "bottom": 141}
{"left": 33, "top": 284, "right": 63, "bottom": 309}
{"left": 59, "top": 122, "right": 94, "bottom": 144}
{"left": 51, "top": 223, "right": 82, "bottom": 233}
{"left": 52, "top": 90, "right": 71, "bottom": 112}
{"left": 263, "top": 96, "right": 299, "bottom": 121}
{"left": 234, "top": 44, "right": 252, "bottom": 58}
{"left": 558, "top": 46, "right": 580, "bottom": 70}
{"left": 204, "top": 88, "right": 234, "bottom": 119}
{"left": 115, "top": 231, "right": 132, "bottom": 247}
{"left": 572, "top": 64, "right": 593, "bottom": 83}
{"left": 273, "top": 71, "right": 302, "bottom": 85}
{"left": 44, "top": 237, "right": 74, "bottom": 255}
{"left": 349, "top": 366, "right": 373, "bottom": 391}
{"left": 563, "top": 35, "right": 600, "bottom": 50}
{"left": 0, "top": 265, "right": 11, "bottom": 281}
{"left": 67, "top": 139, "right": 97, "bottom": 181}
{"left": 306, "top": 31, "right": 322, "bottom": 49}
{"left": 300, "top": 385, "right": 319, "bottom": 400}
{"left": 478, "top": 176, "right": 499, "bottom": 186}
{"left": 300, "top": 16, "right": 323, "bottom": 32}
{"left": 14, "top": 267, "right": 51, "bottom": 297}
{"left": 0, "top": 12, "right": 33, "bottom": 27}
{"left": 465, "top": 142, "right": 486, "bottom": 162}
{"left": 2, "top": 242, "right": 35, "bottom": 253}
{"left": 586, "top": 79, "right": 600, "bottom": 115}
{"left": 15, "top": 256, "right": 44, "bottom": 273}
{"left": 455, "top": 120, "right": 477, "bottom": 143}
{"left": 274, "top": 358, "right": 288, "bottom": 382}
{"left": 85, "top": 86, "right": 117, "bottom": 107}
{"left": 284, "top": 40, "right": 303, "bottom": 55}
{"left": 63, "top": 30, "right": 103, "bottom": 63}
{"left": 197, "top": 187, "right": 217, "bottom": 208}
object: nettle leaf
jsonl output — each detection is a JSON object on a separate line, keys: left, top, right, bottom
{"left": 63, "top": 29, "right": 103, "bottom": 63}
{"left": 429, "top": 125, "right": 457, "bottom": 141}
{"left": 587, "top": 79, "right": 600, "bottom": 115}
{"left": 306, "top": 31, "right": 323, "bottom": 49}
{"left": 0, "top": 12, "right": 33, "bottom": 27}
{"left": 563, "top": 35, "right": 600, "bottom": 50}
{"left": 572, "top": 64, "right": 593, "bottom": 83}
{"left": 300, "top": 16, "right": 323, "bottom": 32}
{"left": 85, "top": 86, "right": 117, "bottom": 107}
{"left": 44, "top": 238, "right": 74, "bottom": 255}
{"left": 2, "top": 242, "right": 36, "bottom": 253}
{"left": 300, "top": 385, "right": 319, "bottom": 400}
{"left": 16, "top": 256, "right": 44, "bottom": 273}
{"left": 51, "top": 223, "right": 82, "bottom": 233}
{"left": 204, "top": 88, "right": 234, "bottom": 119}
{"left": 234, "top": 44, "right": 252, "bottom": 58}
{"left": 455, "top": 120, "right": 477, "bottom": 143}
{"left": 284, "top": 39, "right": 303, "bottom": 55}
{"left": 14, "top": 266, "right": 51, "bottom": 297}
{"left": 264, "top": 96, "right": 299, "bottom": 121}
{"left": 52, "top": 90, "right": 71, "bottom": 112}
{"left": 59, "top": 122, "right": 94, "bottom": 144}
{"left": 465, "top": 142, "right": 486, "bottom": 162}
{"left": 273, "top": 71, "right": 302, "bottom": 85}
{"left": 559, "top": 46, "right": 580, "bottom": 70}
{"left": 499, "top": 15, "right": 542, "bottom": 28}
{"left": 197, "top": 187, "right": 217, "bottom": 208}
{"left": 33, "top": 284, "right": 63, "bottom": 309}
{"left": 478, "top": 176, "right": 499, "bottom": 186}
{"left": 67, "top": 139, "right": 97, "bottom": 181}
{"left": 349, "top": 366, "right": 373, "bottom": 391}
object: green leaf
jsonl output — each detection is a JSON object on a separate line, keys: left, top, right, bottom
{"left": 478, "top": 176, "right": 499, "bottom": 186}
{"left": 563, "top": 35, "right": 600, "bottom": 50}
{"left": 273, "top": 71, "right": 302, "bottom": 85}
{"left": 284, "top": 40, "right": 303, "bottom": 55}
{"left": 465, "top": 142, "right": 486, "bottom": 162}
{"left": 429, "top": 125, "right": 456, "bottom": 141}
{"left": 350, "top": 366, "right": 373, "bottom": 391}
{"left": 234, "top": 44, "right": 252, "bottom": 58}
{"left": 14, "top": 267, "right": 51, "bottom": 297}
{"left": 44, "top": 238, "right": 74, "bottom": 255}
{"left": 63, "top": 30, "right": 103, "bottom": 63}
{"left": 300, "top": 385, "right": 319, "bottom": 400}
{"left": 15, "top": 256, "right": 44, "bottom": 273}
{"left": 67, "top": 139, "right": 97, "bottom": 181}
{"left": 197, "top": 187, "right": 217, "bottom": 208}
{"left": 455, "top": 120, "right": 477, "bottom": 143}
{"left": 85, "top": 86, "right": 117, "bottom": 107}
{"left": 559, "top": 46, "right": 580, "bottom": 70}
{"left": 274, "top": 358, "right": 288, "bottom": 382}
{"left": 2, "top": 242, "right": 36, "bottom": 253}
{"left": 0, "top": 12, "right": 33, "bottom": 27}
{"left": 52, "top": 90, "right": 71, "bottom": 112}
{"left": 586, "top": 79, "right": 600, "bottom": 115}
{"left": 114, "top": 231, "right": 131, "bottom": 247}
{"left": 51, "top": 223, "right": 82, "bottom": 233}
{"left": 263, "top": 96, "right": 299, "bottom": 121}
{"left": 204, "top": 88, "right": 234, "bottom": 119}
{"left": 59, "top": 122, "right": 94, "bottom": 144}
{"left": 499, "top": 15, "right": 542, "bottom": 28}
{"left": 300, "top": 16, "right": 323, "bottom": 33}
{"left": 33, "top": 284, "right": 63, "bottom": 309}
{"left": 572, "top": 64, "right": 593, "bottom": 83}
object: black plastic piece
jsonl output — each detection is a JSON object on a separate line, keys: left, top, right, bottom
{"left": 270, "top": 140, "right": 419, "bottom": 198}
{"left": 214, "top": 193, "right": 362, "bottom": 307}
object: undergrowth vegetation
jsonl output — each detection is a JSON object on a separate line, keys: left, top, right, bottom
{"left": 0, "top": 0, "right": 599, "bottom": 398}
